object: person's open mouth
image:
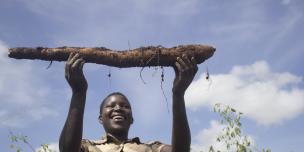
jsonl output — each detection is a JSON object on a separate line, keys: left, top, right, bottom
{"left": 111, "top": 114, "right": 126, "bottom": 121}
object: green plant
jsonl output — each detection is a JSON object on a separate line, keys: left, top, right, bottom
{"left": 208, "top": 103, "right": 271, "bottom": 152}
{"left": 9, "top": 131, "right": 56, "bottom": 152}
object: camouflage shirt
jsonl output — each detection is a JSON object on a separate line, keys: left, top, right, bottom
{"left": 81, "top": 134, "right": 166, "bottom": 152}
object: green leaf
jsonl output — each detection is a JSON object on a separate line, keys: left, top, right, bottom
{"left": 209, "top": 146, "right": 215, "bottom": 152}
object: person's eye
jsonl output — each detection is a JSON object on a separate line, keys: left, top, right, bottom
{"left": 123, "top": 105, "right": 130, "bottom": 109}
{"left": 105, "top": 104, "right": 114, "bottom": 108}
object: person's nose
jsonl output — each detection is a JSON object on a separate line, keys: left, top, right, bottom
{"left": 113, "top": 105, "right": 121, "bottom": 110}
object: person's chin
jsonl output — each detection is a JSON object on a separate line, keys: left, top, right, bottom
{"left": 110, "top": 123, "right": 129, "bottom": 132}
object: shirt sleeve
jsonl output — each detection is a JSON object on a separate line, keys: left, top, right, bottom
{"left": 81, "top": 139, "right": 104, "bottom": 152}
{"left": 80, "top": 139, "right": 91, "bottom": 152}
{"left": 148, "top": 141, "right": 167, "bottom": 152}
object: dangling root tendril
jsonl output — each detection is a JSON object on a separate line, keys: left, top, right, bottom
{"left": 46, "top": 61, "right": 53, "bottom": 69}
{"left": 160, "top": 66, "right": 169, "bottom": 113}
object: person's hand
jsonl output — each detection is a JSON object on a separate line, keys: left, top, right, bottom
{"left": 172, "top": 54, "right": 198, "bottom": 95}
{"left": 65, "top": 53, "right": 87, "bottom": 93}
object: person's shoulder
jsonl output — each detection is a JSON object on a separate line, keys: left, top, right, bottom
{"left": 145, "top": 140, "right": 163, "bottom": 146}
{"left": 82, "top": 138, "right": 106, "bottom": 145}
{"left": 145, "top": 141, "right": 170, "bottom": 152}
{"left": 80, "top": 138, "right": 106, "bottom": 152}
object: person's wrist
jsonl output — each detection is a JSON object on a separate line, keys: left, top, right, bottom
{"left": 172, "top": 88, "right": 185, "bottom": 97}
{"left": 72, "top": 88, "right": 87, "bottom": 94}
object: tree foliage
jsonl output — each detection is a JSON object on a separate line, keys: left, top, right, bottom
{"left": 9, "top": 131, "right": 55, "bottom": 152}
{"left": 206, "top": 103, "right": 271, "bottom": 152}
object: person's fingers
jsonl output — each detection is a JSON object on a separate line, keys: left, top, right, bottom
{"left": 65, "top": 65, "right": 70, "bottom": 79}
{"left": 177, "top": 57, "right": 187, "bottom": 70}
{"left": 182, "top": 54, "right": 192, "bottom": 67}
{"left": 72, "top": 58, "right": 83, "bottom": 72}
{"left": 182, "top": 54, "right": 194, "bottom": 75}
{"left": 173, "top": 60, "right": 180, "bottom": 79}
{"left": 79, "top": 60, "right": 85, "bottom": 72}
{"left": 67, "top": 52, "right": 75, "bottom": 61}
{"left": 175, "top": 61, "right": 182, "bottom": 78}
{"left": 180, "top": 54, "right": 193, "bottom": 76}
{"left": 69, "top": 53, "right": 80, "bottom": 65}
{"left": 65, "top": 52, "right": 75, "bottom": 71}
{"left": 65, "top": 53, "right": 75, "bottom": 79}
{"left": 190, "top": 56, "right": 197, "bottom": 66}
{"left": 173, "top": 63, "right": 178, "bottom": 74}
{"left": 191, "top": 57, "right": 198, "bottom": 73}
{"left": 177, "top": 56, "right": 192, "bottom": 76}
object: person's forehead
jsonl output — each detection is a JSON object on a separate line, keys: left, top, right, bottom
{"left": 105, "top": 95, "right": 130, "bottom": 105}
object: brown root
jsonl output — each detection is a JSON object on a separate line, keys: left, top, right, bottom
{"left": 8, "top": 44, "right": 215, "bottom": 68}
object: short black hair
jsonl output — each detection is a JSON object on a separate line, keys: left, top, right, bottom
{"left": 99, "top": 92, "right": 130, "bottom": 114}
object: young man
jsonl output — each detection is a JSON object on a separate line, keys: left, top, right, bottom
{"left": 59, "top": 52, "right": 198, "bottom": 152}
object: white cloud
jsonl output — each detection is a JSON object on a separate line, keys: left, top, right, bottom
{"left": 191, "top": 120, "right": 225, "bottom": 152}
{"left": 0, "top": 41, "right": 58, "bottom": 127}
{"left": 191, "top": 120, "right": 255, "bottom": 152}
{"left": 36, "top": 142, "right": 59, "bottom": 152}
{"left": 185, "top": 61, "right": 304, "bottom": 125}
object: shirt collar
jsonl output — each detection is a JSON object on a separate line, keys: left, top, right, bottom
{"left": 93, "top": 133, "right": 141, "bottom": 145}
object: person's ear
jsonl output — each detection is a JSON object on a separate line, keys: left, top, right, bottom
{"left": 131, "top": 117, "right": 134, "bottom": 124}
{"left": 98, "top": 115, "right": 103, "bottom": 125}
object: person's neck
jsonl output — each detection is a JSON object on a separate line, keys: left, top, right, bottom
{"left": 107, "top": 132, "right": 128, "bottom": 142}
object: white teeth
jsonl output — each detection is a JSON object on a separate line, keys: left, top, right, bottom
{"left": 113, "top": 115, "right": 124, "bottom": 120}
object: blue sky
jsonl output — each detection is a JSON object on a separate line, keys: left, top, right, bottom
{"left": 0, "top": 0, "right": 303, "bottom": 151}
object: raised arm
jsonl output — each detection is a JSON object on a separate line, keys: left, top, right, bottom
{"left": 161, "top": 55, "right": 197, "bottom": 152}
{"left": 59, "top": 53, "right": 87, "bottom": 152}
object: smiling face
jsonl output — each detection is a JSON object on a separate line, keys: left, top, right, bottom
{"left": 99, "top": 94, "right": 133, "bottom": 135}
